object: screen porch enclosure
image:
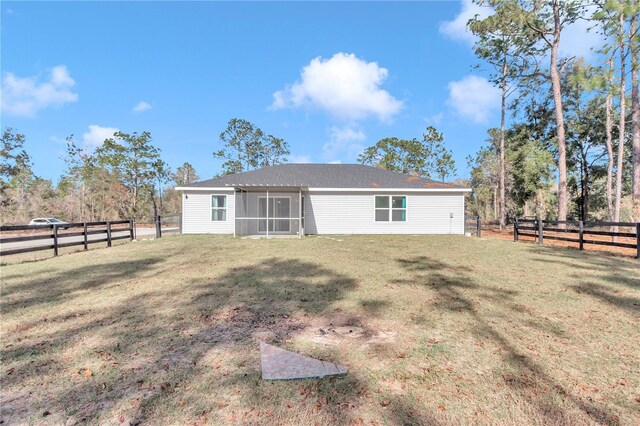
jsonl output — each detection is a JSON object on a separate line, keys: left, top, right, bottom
{"left": 234, "top": 188, "right": 303, "bottom": 237}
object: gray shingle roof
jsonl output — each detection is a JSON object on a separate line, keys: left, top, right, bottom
{"left": 180, "top": 164, "right": 466, "bottom": 190}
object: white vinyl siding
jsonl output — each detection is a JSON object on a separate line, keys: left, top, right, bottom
{"left": 304, "top": 191, "right": 464, "bottom": 235}
{"left": 181, "top": 190, "right": 235, "bottom": 234}
{"left": 180, "top": 189, "right": 465, "bottom": 235}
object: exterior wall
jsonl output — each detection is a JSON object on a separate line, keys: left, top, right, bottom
{"left": 181, "top": 190, "right": 235, "bottom": 234}
{"left": 304, "top": 191, "right": 465, "bottom": 235}
{"left": 180, "top": 189, "right": 466, "bottom": 235}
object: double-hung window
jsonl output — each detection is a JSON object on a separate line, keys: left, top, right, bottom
{"left": 375, "top": 195, "right": 406, "bottom": 222}
{"left": 211, "top": 195, "right": 227, "bottom": 221}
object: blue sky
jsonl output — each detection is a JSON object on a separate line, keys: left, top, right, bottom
{"left": 0, "top": 1, "right": 597, "bottom": 182}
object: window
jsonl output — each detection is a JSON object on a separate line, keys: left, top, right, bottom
{"left": 211, "top": 195, "right": 227, "bottom": 221}
{"left": 375, "top": 195, "right": 406, "bottom": 222}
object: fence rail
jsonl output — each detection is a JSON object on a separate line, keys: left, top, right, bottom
{"left": 0, "top": 220, "right": 134, "bottom": 257}
{"left": 155, "top": 214, "right": 181, "bottom": 238}
{"left": 465, "top": 215, "right": 482, "bottom": 237}
{"left": 513, "top": 217, "right": 640, "bottom": 258}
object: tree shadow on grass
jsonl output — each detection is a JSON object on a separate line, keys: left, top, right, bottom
{"left": 526, "top": 247, "right": 640, "bottom": 289}
{"left": 525, "top": 247, "right": 640, "bottom": 317}
{"left": 1, "top": 257, "right": 166, "bottom": 315}
{"left": 393, "top": 255, "right": 615, "bottom": 425}
{"left": 0, "top": 257, "right": 379, "bottom": 425}
{"left": 571, "top": 282, "right": 640, "bottom": 316}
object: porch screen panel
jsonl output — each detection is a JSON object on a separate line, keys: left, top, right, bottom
{"left": 236, "top": 191, "right": 300, "bottom": 237}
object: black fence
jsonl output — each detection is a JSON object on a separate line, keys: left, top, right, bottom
{"left": 0, "top": 220, "right": 134, "bottom": 257}
{"left": 155, "top": 214, "right": 181, "bottom": 238}
{"left": 514, "top": 218, "right": 640, "bottom": 258}
{"left": 465, "top": 215, "right": 482, "bottom": 237}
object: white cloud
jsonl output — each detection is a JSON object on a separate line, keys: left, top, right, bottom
{"left": 1, "top": 65, "right": 78, "bottom": 116}
{"left": 133, "top": 101, "right": 152, "bottom": 113}
{"left": 440, "top": 0, "right": 493, "bottom": 45}
{"left": 424, "top": 112, "right": 444, "bottom": 126}
{"left": 442, "top": 1, "right": 599, "bottom": 61}
{"left": 271, "top": 52, "right": 403, "bottom": 122}
{"left": 82, "top": 125, "right": 119, "bottom": 150}
{"left": 328, "top": 160, "right": 342, "bottom": 164}
{"left": 288, "top": 154, "right": 312, "bottom": 164}
{"left": 323, "top": 126, "right": 366, "bottom": 161}
{"left": 447, "top": 75, "right": 500, "bottom": 124}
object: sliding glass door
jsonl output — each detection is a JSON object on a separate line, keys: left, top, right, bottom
{"left": 258, "top": 197, "right": 291, "bottom": 233}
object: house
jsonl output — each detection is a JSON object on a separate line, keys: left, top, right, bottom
{"left": 174, "top": 164, "right": 471, "bottom": 237}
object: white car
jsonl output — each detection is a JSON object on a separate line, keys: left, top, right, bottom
{"left": 29, "top": 217, "right": 69, "bottom": 228}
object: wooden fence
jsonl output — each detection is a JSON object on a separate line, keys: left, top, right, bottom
{"left": 465, "top": 215, "right": 482, "bottom": 237}
{"left": 155, "top": 214, "right": 181, "bottom": 238}
{"left": 514, "top": 218, "right": 640, "bottom": 258}
{"left": 0, "top": 220, "right": 134, "bottom": 257}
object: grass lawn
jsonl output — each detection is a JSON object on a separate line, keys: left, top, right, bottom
{"left": 1, "top": 235, "right": 638, "bottom": 425}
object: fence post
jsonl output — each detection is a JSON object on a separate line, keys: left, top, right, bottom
{"left": 155, "top": 215, "right": 162, "bottom": 238}
{"left": 129, "top": 219, "right": 135, "bottom": 240}
{"left": 538, "top": 218, "right": 544, "bottom": 245}
{"left": 514, "top": 217, "right": 519, "bottom": 241}
{"left": 179, "top": 213, "right": 182, "bottom": 235}
{"left": 106, "top": 221, "right": 112, "bottom": 247}
{"left": 476, "top": 216, "right": 481, "bottom": 238}
{"left": 579, "top": 221, "right": 584, "bottom": 251}
{"left": 53, "top": 224, "right": 59, "bottom": 256}
{"left": 636, "top": 223, "right": 640, "bottom": 259}
{"left": 83, "top": 222, "right": 88, "bottom": 250}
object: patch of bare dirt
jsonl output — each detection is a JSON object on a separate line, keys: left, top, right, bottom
{"left": 298, "top": 316, "right": 397, "bottom": 347}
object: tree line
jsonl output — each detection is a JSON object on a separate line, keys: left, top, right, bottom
{"left": 0, "top": 128, "right": 198, "bottom": 225}
{"left": 0, "top": 117, "right": 457, "bottom": 225}
{"left": 466, "top": 0, "right": 640, "bottom": 227}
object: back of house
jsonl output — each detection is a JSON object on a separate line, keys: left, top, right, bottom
{"left": 174, "top": 164, "right": 471, "bottom": 236}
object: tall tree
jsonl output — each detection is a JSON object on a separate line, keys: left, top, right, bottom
{"left": 630, "top": 4, "right": 640, "bottom": 217}
{"left": 423, "top": 127, "right": 457, "bottom": 181}
{"left": 499, "top": 0, "right": 586, "bottom": 220}
{"left": 467, "top": 130, "right": 501, "bottom": 220}
{"left": 63, "top": 136, "right": 129, "bottom": 221}
{"left": 0, "top": 128, "right": 33, "bottom": 222}
{"left": 94, "top": 131, "right": 167, "bottom": 219}
{"left": 1, "top": 128, "right": 31, "bottom": 198}
{"left": 469, "top": 0, "right": 538, "bottom": 228}
{"left": 213, "top": 118, "right": 290, "bottom": 175}
{"left": 357, "top": 126, "right": 456, "bottom": 181}
{"left": 605, "top": 53, "right": 617, "bottom": 221}
{"left": 173, "top": 162, "right": 199, "bottom": 186}
{"left": 615, "top": 9, "right": 628, "bottom": 224}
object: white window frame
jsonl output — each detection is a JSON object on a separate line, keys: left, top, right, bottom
{"left": 374, "top": 195, "right": 407, "bottom": 222}
{"left": 211, "top": 194, "right": 227, "bottom": 221}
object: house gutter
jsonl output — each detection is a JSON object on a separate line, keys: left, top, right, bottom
{"left": 174, "top": 186, "right": 472, "bottom": 193}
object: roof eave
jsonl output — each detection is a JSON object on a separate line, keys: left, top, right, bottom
{"left": 175, "top": 186, "right": 471, "bottom": 193}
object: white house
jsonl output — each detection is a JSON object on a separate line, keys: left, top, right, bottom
{"left": 174, "top": 164, "right": 471, "bottom": 237}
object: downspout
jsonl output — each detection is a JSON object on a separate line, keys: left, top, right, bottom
{"left": 299, "top": 188, "right": 302, "bottom": 238}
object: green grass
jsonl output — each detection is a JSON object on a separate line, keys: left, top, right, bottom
{"left": 1, "top": 235, "right": 638, "bottom": 425}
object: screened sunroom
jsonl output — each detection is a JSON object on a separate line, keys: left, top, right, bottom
{"left": 233, "top": 186, "right": 304, "bottom": 238}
